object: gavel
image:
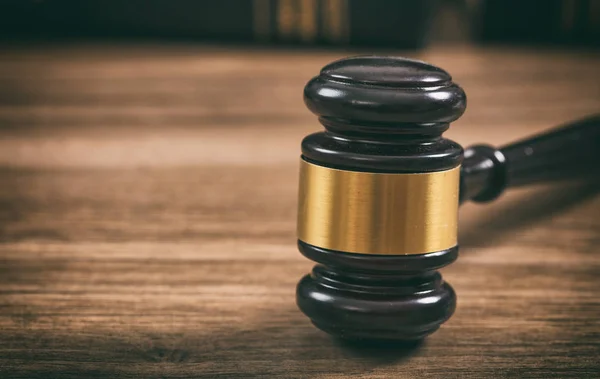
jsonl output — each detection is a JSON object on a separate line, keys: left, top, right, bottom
{"left": 295, "top": 56, "right": 600, "bottom": 341}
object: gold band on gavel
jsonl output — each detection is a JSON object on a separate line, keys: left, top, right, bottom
{"left": 297, "top": 160, "right": 460, "bottom": 255}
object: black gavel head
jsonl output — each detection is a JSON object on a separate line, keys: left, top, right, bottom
{"left": 296, "top": 56, "right": 467, "bottom": 340}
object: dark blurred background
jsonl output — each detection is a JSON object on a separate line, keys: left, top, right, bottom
{"left": 0, "top": 0, "right": 598, "bottom": 48}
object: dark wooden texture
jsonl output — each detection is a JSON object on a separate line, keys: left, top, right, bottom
{"left": 497, "top": 115, "right": 600, "bottom": 187}
{"left": 302, "top": 56, "right": 465, "bottom": 172}
{"left": 461, "top": 115, "right": 600, "bottom": 203}
{"left": 298, "top": 56, "right": 467, "bottom": 340}
{"left": 0, "top": 44, "right": 599, "bottom": 378}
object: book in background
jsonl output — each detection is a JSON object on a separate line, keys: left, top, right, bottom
{"left": 470, "top": 0, "right": 600, "bottom": 46}
{"left": 0, "top": 0, "right": 439, "bottom": 48}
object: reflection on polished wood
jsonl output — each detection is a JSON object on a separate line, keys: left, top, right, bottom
{"left": 0, "top": 44, "right": 599, "bottom": 378}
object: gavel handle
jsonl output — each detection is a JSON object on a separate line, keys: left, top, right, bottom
{"left": 460, "top": 114, "right": 600, "bottom": 203}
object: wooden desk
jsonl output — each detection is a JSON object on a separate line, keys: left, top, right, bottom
{"left": 0, "top": 44, "right": 599, "bottom": 378}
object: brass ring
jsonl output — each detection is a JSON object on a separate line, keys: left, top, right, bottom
{"left": 297, "top": 160, "right": 460, "bottom": 255}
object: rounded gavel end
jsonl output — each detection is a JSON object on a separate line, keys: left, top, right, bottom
{"left": 296, "top": 56, "right": 466, "bottom": 341}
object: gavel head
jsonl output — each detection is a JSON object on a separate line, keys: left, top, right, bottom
{"left": 296, "top": 56, "right": 467, "bottom": 340}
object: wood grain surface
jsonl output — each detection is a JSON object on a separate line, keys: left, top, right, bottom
{"left": 0, "top": 44, "right": 599, "bottom": 378}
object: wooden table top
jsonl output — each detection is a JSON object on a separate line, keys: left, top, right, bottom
{"left": 0, "top": 44, "right": 599, "bottom": 378}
